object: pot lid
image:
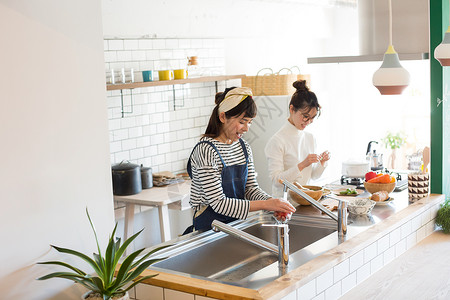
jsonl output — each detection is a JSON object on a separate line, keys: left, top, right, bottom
{"left": 112, "top": 161, "right": 140, "bottom": 171}
{"left": 343, "top": 160, "right": 369, "bottom": 166}
{"left": 140, "top": 164, "right": 152, "bottom": 172}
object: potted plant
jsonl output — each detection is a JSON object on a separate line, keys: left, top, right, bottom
{"left": 382, "top": 132, "right": 406, "bottom": 169}
{"left": 436, "top": 199, "right": 450, "bottom": 234}
{"left": 37, "top": 208, "right": 169, "bottom": 300}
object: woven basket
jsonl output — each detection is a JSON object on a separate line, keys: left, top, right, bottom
{"left": 241, "top": 68, "right": 311, "bottom": 96}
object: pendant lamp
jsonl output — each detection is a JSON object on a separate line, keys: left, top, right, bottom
{"left": 434, "top": 0, "right": 450, "bottom": 66}
{"left": 372, "top": 0, "right": 410, "bottom": 95}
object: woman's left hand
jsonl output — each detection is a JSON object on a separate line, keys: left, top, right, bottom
{"left": 318, "top": 150, "right": 330, "bottom": 166}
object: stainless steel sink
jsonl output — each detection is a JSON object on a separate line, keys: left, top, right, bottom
{"left": 149, "top": 212, "right": 337, "bottom": 288}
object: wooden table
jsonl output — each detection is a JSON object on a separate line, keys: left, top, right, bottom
{"left": 114, "top": 180, "right": 191, "bottom": 251}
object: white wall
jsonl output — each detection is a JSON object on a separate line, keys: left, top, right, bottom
{"left": 0, "top": 1, "right": 114, "bottom": 299}
{"left": 101, "top": 0, "right": 359, "bottom": 75}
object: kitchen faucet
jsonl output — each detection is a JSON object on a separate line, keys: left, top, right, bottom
{"left": 211, "top": 219, "right": 290, "bottom": 269}
{"left": 280, "top": 179, "right": 348, "bottom": 238}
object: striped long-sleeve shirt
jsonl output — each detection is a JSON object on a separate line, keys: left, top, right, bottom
{"left": 189, "top": 136, "right": 271, "bottom": 220}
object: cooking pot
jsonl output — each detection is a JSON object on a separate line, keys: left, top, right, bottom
{"left": 111, "top": 161, "right": 142, "bottom": 196}
{"left": 140, "top": 164, "right": 153, "bottom": 189}
{"left": 342, "top": 160, "right": 370, "bottom": 178}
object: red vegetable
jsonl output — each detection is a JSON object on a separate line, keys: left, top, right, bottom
{"left": 365, "top": 171, "right": 377, "bottom": 182}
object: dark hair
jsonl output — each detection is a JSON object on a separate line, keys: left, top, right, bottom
{"left": 289, "top": 80, "right": 321, "bottom": 116}
{"left": 204, "top": 87, "right": 257, "bottom": 138}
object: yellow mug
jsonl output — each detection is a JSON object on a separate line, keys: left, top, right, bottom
{"left": 158, "top": 70, "right": 174, "bottom": 81}
{"left": 174, "top": 69, "right": 188, "bottom": 80}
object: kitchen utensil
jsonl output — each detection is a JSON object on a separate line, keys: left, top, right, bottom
{"left": 363, "top": 181, "right": 396, "bottom": 194}
{"left": 140, "top": 165, "right": 153, "bottom": 189}
{"left": 174, "top": 69, "right": 188, "bottom": 79}
{"left": 187, "top": 56, "right": 198, "bottom": 66}
{"left": 158, "top": 70, "right": 174, "bottom": 81}
{"left": 341, "top": 160, "right": 370, "bottom": 178}
{"left": 111, "top": 161, "right": 142, "bottom": 196}
{"left": 142, "top": 70, "right": 154, "bottom": 82}
{"left": 422, "top": 146, "right": 430, "bottom": 173}
{"left": 347, "top": 198, "right": 376, "bottom": 215}
{"left": 408, "top": 172, "right": 429, "bottom": 202}
{"left": 289, "top": 189, "right": 323, "bottom": 206}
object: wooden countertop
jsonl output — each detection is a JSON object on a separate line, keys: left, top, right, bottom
{"left": 138, "top": 193, "right": 445, "bottom": 299}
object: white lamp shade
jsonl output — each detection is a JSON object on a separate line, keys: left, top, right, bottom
{"left": 434, "top": 31, "right": 450, "bottom": 66}
{"left": 373, "top": 47, "right": 410, "bottom": 95}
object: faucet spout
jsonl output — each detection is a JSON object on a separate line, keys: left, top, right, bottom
{"left": 280, "top": 179, "right": 348, "bottom": 237}
{"left": 211, "top": 220, "right": 279, "bottom": 255}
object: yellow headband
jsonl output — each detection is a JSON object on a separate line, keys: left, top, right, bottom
{"left": 218, "top": 87, "right": 253, "bottom": 113}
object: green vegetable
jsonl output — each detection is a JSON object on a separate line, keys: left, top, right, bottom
{"left": 436, "top": 199, "right": 450, "bottom": 234}
{"left": 339, "top": 188, "right": 357, "bottom": 195}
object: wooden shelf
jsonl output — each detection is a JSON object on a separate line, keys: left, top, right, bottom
{"left": 106, "top": 74, "right": 246, "bottom": 91}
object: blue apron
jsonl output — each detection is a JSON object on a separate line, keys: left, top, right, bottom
{"left": 183, "top": 139, "right": 249, "bottom": 234}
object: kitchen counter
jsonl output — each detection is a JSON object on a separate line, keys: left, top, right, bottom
{"left": 135, "top": 191, "right": 444, "bottom": 300}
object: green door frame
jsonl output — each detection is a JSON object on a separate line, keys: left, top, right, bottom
{"left": 430, "top": 0, "right": 450, "bottom": 198}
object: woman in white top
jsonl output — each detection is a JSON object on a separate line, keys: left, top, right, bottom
{"left": 183, "top": 87, "right": 295, "bottom": 234}
{"left": 264, "top": 80, "right": 330, "bottom": 199}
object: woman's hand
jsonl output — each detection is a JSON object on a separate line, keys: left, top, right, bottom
{"left": 318, "top": 150, "right": 330, "bottom": 166}
{"left": 263, "top": 197, "right": 296, "bottom": 213}
{"left": 298, "top": 154, "right": 321, "bottom": 171}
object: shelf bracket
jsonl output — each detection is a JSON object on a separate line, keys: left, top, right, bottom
{"left": 120, "top": 89, "right": 134, "bottom": 118}
{"left": 172, "top": 85, "right": 185, "bottom": 111}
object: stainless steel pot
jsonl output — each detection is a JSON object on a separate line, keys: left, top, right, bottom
{"left": 111, "top": 161, "right": 142, "bottom": 196}
{"left": 140, "top": 165, "right": 153, "bottom": 189}
{"left": 342, "top": 161, "right": 370, "bottom": 178}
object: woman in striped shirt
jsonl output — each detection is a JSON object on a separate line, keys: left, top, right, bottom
{"left": 184, "top": 87, "right": 296, "bottom": 233}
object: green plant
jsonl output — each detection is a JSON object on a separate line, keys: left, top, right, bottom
{"left": 37, "top": 208, "right": 169, "bottom": 300}
{"left": 382, "top": 132, "right": 406, "bottom": 150}
{"left": 436, "top": 199, "right": 450, "bottom": 234}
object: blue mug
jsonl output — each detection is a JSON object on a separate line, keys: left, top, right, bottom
{"left": 142, "top": 70, "right": 154, "bottom": 82}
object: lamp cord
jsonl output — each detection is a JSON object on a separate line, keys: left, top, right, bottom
{"left": 389, "top": 0, "right": 393, "bottom": 46}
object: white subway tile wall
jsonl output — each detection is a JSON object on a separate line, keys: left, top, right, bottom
{"left": 104, "top": 38, "right": 227, "bottom": 174}
{"left": 130, "top": 202, "right": 440, "bottom": 300}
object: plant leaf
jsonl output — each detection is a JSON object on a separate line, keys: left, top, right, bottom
{"left": 113, "top": 228, "right": 144, "bottom": 267}
{"left": 93, "top": 253, "right": 104, "bottom": 277}
{"left": 104, "top": 223, "right": 119, "bottom": 288}
{"left": 130, "top": 244, "right": 171, "bottom": 270}
{"left": 37, "top": 261, "right": 86, "bottom": 276}
{"left": 86, "top": 208, "right": 105, "bottom": 272}
{"left": 109, "top": 248, "right": 144, "bottom": 290}
{"left": 120, "top": 258, "right": 165, "bottom": 285}
{"left": 51, "top": 245, "right": 102, "bottom": 277}
{"left": 38, "top": 271, "right": 90, "bottom": 281}
{"left": 120, "top": 274, "right": 158, "bottom": 292}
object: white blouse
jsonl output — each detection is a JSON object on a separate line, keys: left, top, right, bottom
{"left": 264, "top": 120, "right": 327, "bottom": 198}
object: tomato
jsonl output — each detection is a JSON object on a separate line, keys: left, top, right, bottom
{"left": 365, "top": 171, "right": 377, "bottom": 182}
{"left": 274, "top": 211, "right": 292, "bottom": 222}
